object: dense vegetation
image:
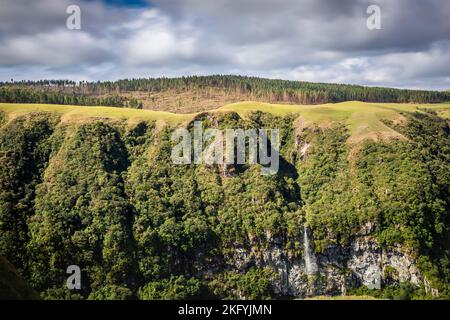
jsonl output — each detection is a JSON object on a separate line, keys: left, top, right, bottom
{"left": 0, "top": 107, "right": 449, "bottom": 299}
{"left": 2, "top": 75, "right": 449, "bottom": 108}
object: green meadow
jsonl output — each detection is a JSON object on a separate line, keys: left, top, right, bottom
{"left": 1, "top": 101, "right": 449, "bottom": 144}
{"left": 0, "top": 103, "right": 193, "bottom": 126}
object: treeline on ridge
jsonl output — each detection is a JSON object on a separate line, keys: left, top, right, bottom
{"left": 0, "top": 87, "right": 127, "bottom": 108}
{"left": 1, "top": 75, "right": 449, "bottom": 107}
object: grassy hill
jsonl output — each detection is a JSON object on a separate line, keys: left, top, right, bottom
{"left": 2, "top": 101, "right": 449, "bottom": 144}
{"left": 0, "top": 103, "right": 193, "bottom": 127}
{"left": 220, "top": 101, "right": 450, "bottom": 143}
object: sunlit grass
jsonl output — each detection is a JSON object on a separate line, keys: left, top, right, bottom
{"left": 0, "top": 103, "right": 193, "bottom": 125}
{"left": 1, "top": 101, "right": 449, "bottom": 143}
{"left": 220, "top": 101, "right": 450, "bottom": 143}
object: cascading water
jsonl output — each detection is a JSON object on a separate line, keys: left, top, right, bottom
{"left": 303, "top": 225, "right": 318, "bottom": 275}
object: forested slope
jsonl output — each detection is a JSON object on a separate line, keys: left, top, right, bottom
{"left": 0, "top": 105, "right": 449, "bottom": 300}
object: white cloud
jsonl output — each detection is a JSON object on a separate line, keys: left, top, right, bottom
{"left": 118, "top": 9, "right": 198, "bottom": 66}
{"left": 0, "top": 0, "right": 449, "bottom": 89}
{"left": 0, "top": 29, "right": 110, "bottom": 67}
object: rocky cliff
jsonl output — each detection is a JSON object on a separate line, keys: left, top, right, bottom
{"left": 227, "top": 227, "right": 424, "bottom": 298}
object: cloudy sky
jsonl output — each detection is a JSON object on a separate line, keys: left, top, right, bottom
{"left": 0, "top": 0, "right": 449, "bottom": 89}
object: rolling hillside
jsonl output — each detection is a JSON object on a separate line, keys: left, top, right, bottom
{"left": 1, "top": 101, "right": 449, "bottom": 143}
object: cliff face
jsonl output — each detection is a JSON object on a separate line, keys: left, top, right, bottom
{"left": 227, "top": 229, "right": 423, "bottom": 298}
{"left": 0, "top": 109, "right": 448, "bottom": 299}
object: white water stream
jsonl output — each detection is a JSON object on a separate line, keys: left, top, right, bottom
{"left": 303, "top": 225, "right": 318, "bottom": 275}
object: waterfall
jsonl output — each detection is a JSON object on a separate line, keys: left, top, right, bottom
{"left": 303, "top": 225, "right": 318, "bottom": 275}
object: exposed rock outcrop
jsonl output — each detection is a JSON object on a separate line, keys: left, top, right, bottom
{"left": 225, "top": 226, "right": 423, "bottom": 298}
